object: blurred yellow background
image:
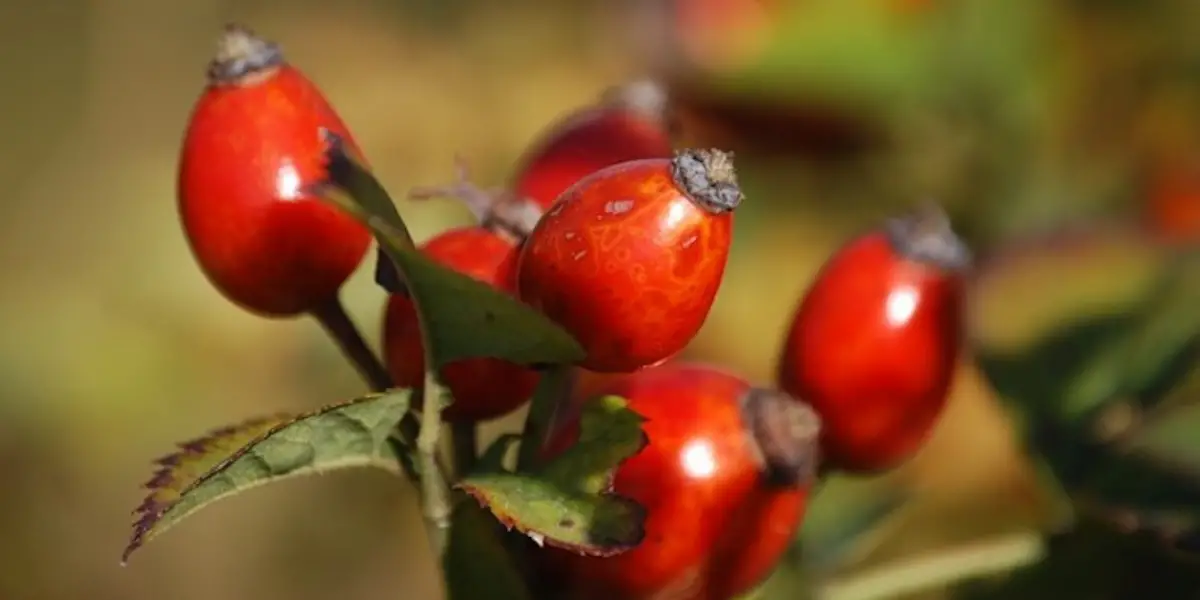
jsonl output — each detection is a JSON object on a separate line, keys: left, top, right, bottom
{"left": 1, "top": 1, "right": 1196, "bottom": 599}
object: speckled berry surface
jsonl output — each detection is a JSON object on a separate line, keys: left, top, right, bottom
{"left": 516, "top": 151, "right": 739, "bottom": 373}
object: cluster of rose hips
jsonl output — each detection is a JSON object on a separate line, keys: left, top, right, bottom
{"left": 177, "top": 25, "right": 969, "bottom": 600}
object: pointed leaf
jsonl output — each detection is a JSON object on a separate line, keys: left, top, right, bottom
{"left": 1126, "top": 387, "right": 1200, "bottom": 482}
{"left": 313, "top": 134, "right": 585, "bottom": 369}
{"left": 971, "top": 244, "right": 1200, "bottom": 555}
{"left": 444, "top": 497, "right": 534, "bottom": 600}
{"left": 458, "top": 395, "right": 649, "bottom": 556}
{"left": 975, "top": 252, "right": 1199, "bottom": 424}
{"left": 123, "top": 391, "right": 411, "bottom": 563}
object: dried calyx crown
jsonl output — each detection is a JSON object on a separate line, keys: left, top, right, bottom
{"left": 740, "top": 388, "right": 821, "bottom": 488}
{"left": 884, "top": 203, "right": 972, "bottom": 271}
{"left": 207, "top": 23, "right": 285, "bottom": 86}
{"left": 405, "top": 156, "right": 541, "bottom": 243}
{"left": 670, "top": 148, "right": 743, "bottom": 214}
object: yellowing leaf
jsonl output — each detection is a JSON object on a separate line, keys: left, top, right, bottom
{"left": 123, "top": 391, "right": 411, "bottom": 564}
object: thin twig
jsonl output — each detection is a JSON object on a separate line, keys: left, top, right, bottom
{"left": 310, "top": 295, "right": 426, "bottom": 461}
{"left": 452, "top": 421, "right": 479, "bottom": 478}
{"left": 310, "top": 296, "right": 393, "bottom": 391}
{"left": 814, "top": 531, "right": 1046, "bottom": 600}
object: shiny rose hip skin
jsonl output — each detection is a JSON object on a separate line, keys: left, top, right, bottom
{"left": 776, "top": 208, "right": 970, "bottom": 474}
{"left": 539, "top": 363, "right": 820, "bottom": 600}
{"left": 383, "top": 226, "right": 539, "bottom": 422}
{"left": 178, "top": 25, "right": 371, "bottom": 317}
{"left": 516, "top": 149, "right": 742, "bottom": 373}
{"left": 511, "top": 80, "right": 675, "bottom": 212}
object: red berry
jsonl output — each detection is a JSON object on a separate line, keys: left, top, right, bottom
{"left": 178, "top": 24, "right": 371, "bottom": 317}
{"left": 776, "top": 207, "right": 969, "bottom": 473}
{"left": 383, "top": 226, "right": 539, "bottom": 422}
{"left": 1146, "top": 162, "right": 1200, "bottom": 246}
{"left": 511, "top": 80, "right": 675, "bottom": 212}
{"left": 404, "top": 82, "right": 675, "bottom": 241}
{"left": 516, "top": 148, "right": 742, "bottom": 373}
{"left": 539, "top": 362, "right": 819, "bottom": 600}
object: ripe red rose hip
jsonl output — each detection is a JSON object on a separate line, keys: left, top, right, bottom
{"left": 776, "top": 207, "right": 970, "bottom": 474}
{"left": 516, "top": 149, "right": 742, "bottom": 373}
{"left": 1145, "top": 162, "right": 1200, "bottom": 246}
{"left": 511, "top": 80, "right": 675, "bottom": 212}
{"left": 383, "top": 226, "right": 540, "bottom": 422}
{"left": 539, "top": 362, "right": 820, "bottom": 600}
{"left": 404, "top": 82, "right": 675, "bottom": 240}
{"left": 177, "top": 24, "right": 371, "bottom": 317}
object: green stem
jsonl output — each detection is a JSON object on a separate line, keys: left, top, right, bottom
{"left": 517, "top": 366, "right": 578, "bottom": 472}
{"left": 310, "top": 296, "right": 393, "bottom": 391}
{"left": 418, "top": 371, "right": 453, "bottom": 556}
{"left": 452, "top": 420, "right": 478, "bottom": 478}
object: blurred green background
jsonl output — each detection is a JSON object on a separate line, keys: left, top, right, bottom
{"left": 2, "top": 0, "right": 1198, "bottom": 598}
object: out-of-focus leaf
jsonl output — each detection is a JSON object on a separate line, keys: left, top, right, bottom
{"left": 798, "top": 476, "right": 910, "bottom": 574}
{"left": 123, "top": 392, "right": 411, "bottom": 563}
{"left": 744, "top": 562, "right": 814, "bottom": 600}
{"left": 1126, "top": 395, "right": 1200, "bottom": 482}
{"left": 458, "top": 395, "right": 648, "bottom": 556}
{"left": 976, "top": 314, "right": 1135, "bottom": 424}
{"left": 708, "top": 1, "right": 1046, "bottom": 115}
{"left": 951, "top": 518, "right": 1200, "bottom": 600}
{"left": 821, "top": 532, "right": 1045, "bottom": 600}
{"left": 1061, "top": 259, "right": 1200, "bottom": 418}
{"left": 973, "top": 246, "right": 1200, "bottom": 551}
{"left": 314, "top": 133, "right": 585, "bottom": 369}
{"left": 976, "top": 251, "right": 1199, "bottom": 423}
{"left": 444, "top": 497, "right": 534, "bottom": 600}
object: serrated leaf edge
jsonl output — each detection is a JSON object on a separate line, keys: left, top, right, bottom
{"left": 123, "top": 393, "right": 405, "bottom": 564}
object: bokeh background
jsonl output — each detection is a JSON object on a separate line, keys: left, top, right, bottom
{"left": 2, "top": 0, "right": 1198, "bottom": 599}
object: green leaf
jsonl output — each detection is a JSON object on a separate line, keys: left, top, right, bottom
{"left": 516, "top": 366, "right": 576, "bottom": 471}
{"left": 798, "top": 476, "right": 910, "bottom": 574}
{"left": 458, "top": 395, "right": 649, "bottom": 556}
{"left": 123, "top": 392, "right": 411, "bottom": 564}
{"left": 977, "top": 254, "right": 1200, "bottom": 424}
{"left": 1126, "top": 393, "right": 1200, "bottom": 483}
{"left": 313, "top": 133, "right": 585, "bottom": 369}
{"left": 740, "top": 563, "right": 814, "bottom": 600}
{"left": 951, "top": 518, "right": 1200, "bottom": 600}
{"left": 444, "top": 497, "right": 534, "bottom": 600}
{"left": 972, "top": 248, "right": 1200, "bottom": 556}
